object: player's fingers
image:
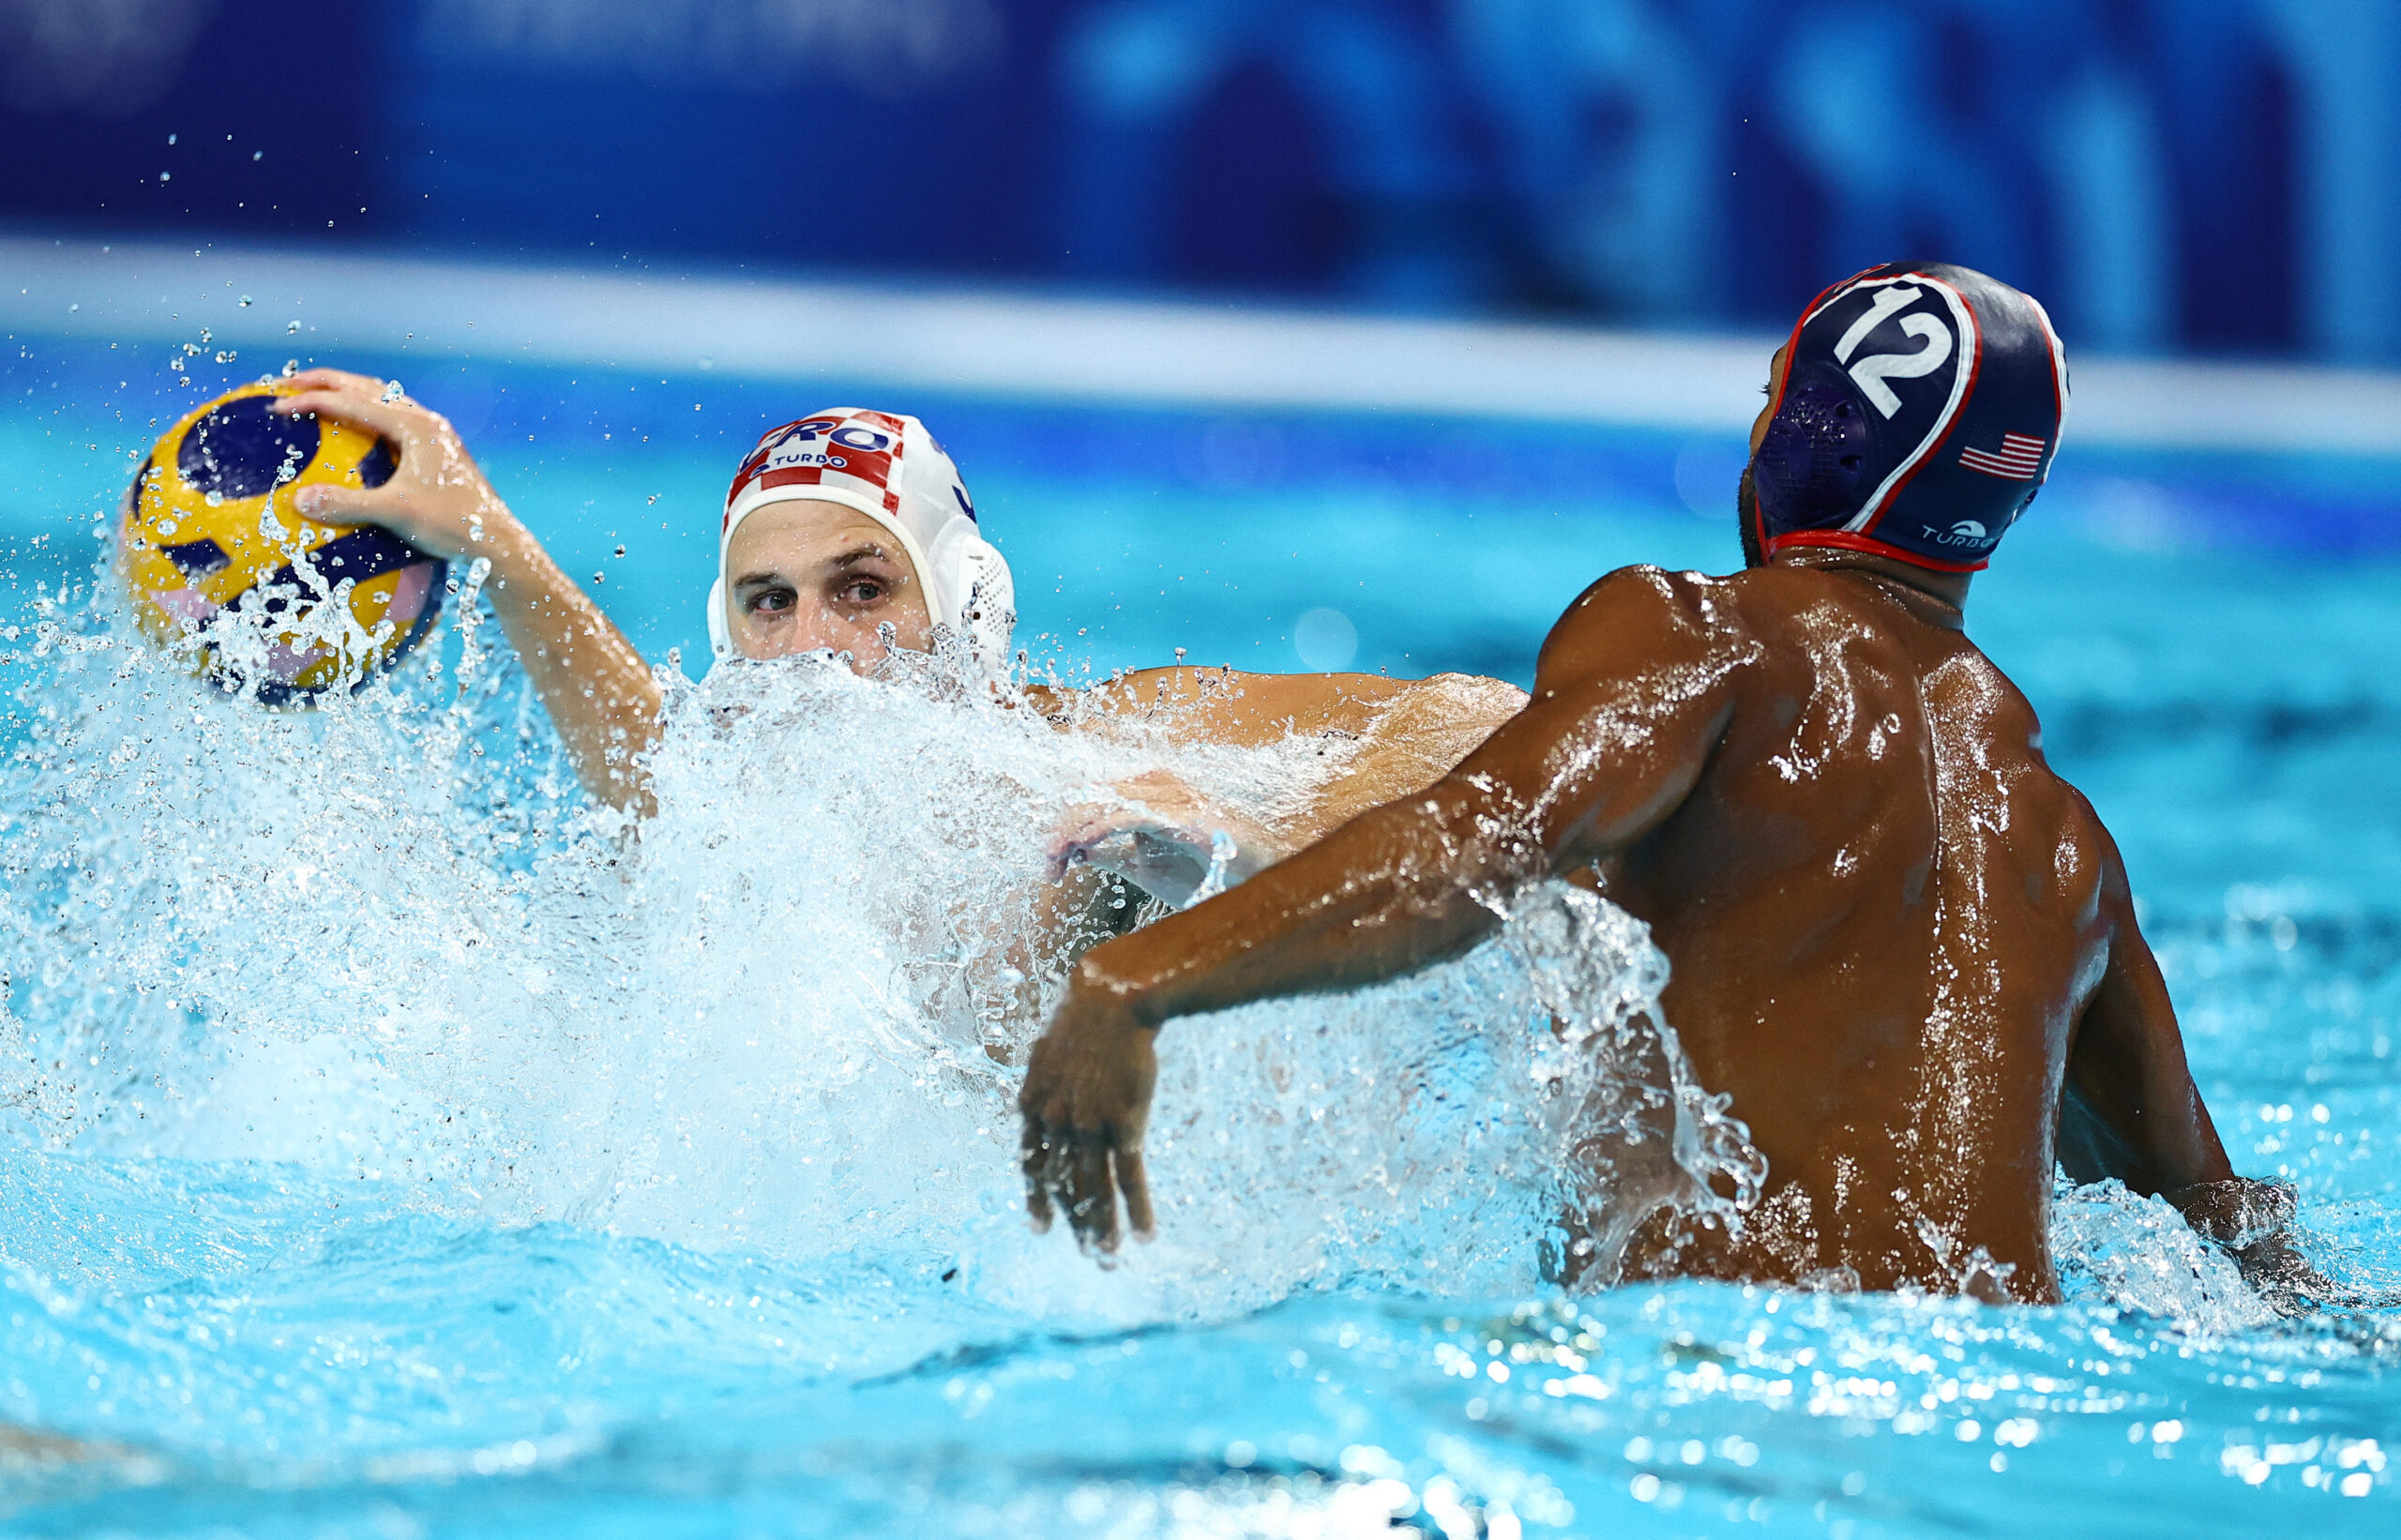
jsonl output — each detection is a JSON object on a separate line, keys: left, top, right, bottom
{"left": 280, "top": 367, "right": 390, "bottom": 399}
{"left": 1113, "top": 1142, "right": 1155, "bottom": 1242}
{"left": 292, "top": 481, "right": 404, "bottom": 525}
{"left": 273, "top": 389, "right": 419, "bottom": 449}
{"left": 1019, "top": 1119, "right": 1055, "bottom": 1232}
{"left": 1043, "top": 1140, "right": 1088, "bottom": 1246}
{"left": 1065, "top": 1140, "right": 1121, "bottom": 1256}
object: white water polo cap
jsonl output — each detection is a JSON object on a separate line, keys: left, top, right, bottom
{"left": 707, "top": 408, "right": 1015, "bottom": 665}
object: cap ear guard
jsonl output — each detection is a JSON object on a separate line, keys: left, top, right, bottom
{"left": 953, "top": 536, "right": 1016, "bottom": 667}
{"left": 1753, "top": 363, "right": 1877, "bottom": 535}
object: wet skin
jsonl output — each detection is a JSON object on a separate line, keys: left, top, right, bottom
{"left": 1019, "top": 362, "right": 2305, "bottom": 1305}
{"left": 274, "top": 367, "right": 1530, "bottom": 975}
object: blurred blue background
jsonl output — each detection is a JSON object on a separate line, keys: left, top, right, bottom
{"left": 7, "top": 0, "right": 2398, "bottom": 362}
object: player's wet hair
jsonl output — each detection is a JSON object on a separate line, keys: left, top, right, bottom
{"left": 1745, "top": 263, "right": 2068, "bottom": 572}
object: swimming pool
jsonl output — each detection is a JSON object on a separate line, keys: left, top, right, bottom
{"left": 0, "top": 323, "right": 2394, "bottom": 1538}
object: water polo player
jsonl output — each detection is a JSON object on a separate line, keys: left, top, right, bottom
{"left": 1020, "top": 262, "right": 2319, "bottom": 1309}
{"left": 272, "top": 369, "right": 1522, "bottom": 916}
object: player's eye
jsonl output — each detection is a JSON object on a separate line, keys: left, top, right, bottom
{"left": 835, "top": 577, "right": 886, "bottom": 607}
{"left": 745, "top": 586, "right": 795, "bottom": 615}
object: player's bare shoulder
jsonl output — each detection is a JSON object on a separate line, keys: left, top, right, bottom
{"left": 1953, "top": 654, "right": 2120, "bottom": 892}
{"left": 1920, "top": 637, "right": 2047, "bottom": 756}
{"left": 1536, "top": 564, "right": 1762, "bottom": 684}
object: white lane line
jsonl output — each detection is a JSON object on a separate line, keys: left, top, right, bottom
{"left": 8, "top": 234, "right": 2401, "bottom": 456}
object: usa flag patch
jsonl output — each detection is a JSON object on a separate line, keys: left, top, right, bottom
{"left": 1958, "top": 432, "right": 2046, "bottom": 480}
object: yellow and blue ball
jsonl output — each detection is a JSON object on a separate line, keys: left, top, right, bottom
{"left": 119, "top": 383, "right": 445, "bottom": 706}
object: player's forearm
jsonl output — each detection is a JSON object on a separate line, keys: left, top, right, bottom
{"left": 2136, "top": 1066, "right": 2238, "bottom": 1193}
{"left": 267, "top": 371, "right": 664, "bottom": 809}
{"left": 476, "top": 528, "right": 662, "bottom": 811}
{"left": 1078, "top": 780, "right": 1529, "bottom": 1026}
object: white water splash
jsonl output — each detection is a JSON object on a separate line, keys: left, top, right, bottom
{"left": 0, "top": 586, "right": 1759, "bottom": 1321}
{"left": 2051, "top": 1178, "right": 2277, "bottom": 1332}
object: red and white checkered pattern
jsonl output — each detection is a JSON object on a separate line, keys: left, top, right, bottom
{"left": 725, "top": 410, "right": 911, "bottom": 529}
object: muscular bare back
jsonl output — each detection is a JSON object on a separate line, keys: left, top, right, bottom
{"left": 1596, "top": 560, "right": 2116, "bottom": 1298}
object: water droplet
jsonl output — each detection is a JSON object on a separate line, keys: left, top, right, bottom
{"left": 251, "top": 150, "right": 263, "bottom": 160}
{"left": 159, "top": 172, "right": 171, "bottom": 183}
{"left": 238, "top": 295, "right": 253, "bottom": 308}
{"left": 380, "top": 380, "right": 404, "bottom": 403}
{"left": 282, "top": 359, "right": 298, "bottom": 376}
{"left": 592, "top": 572, "right": 604, "bottom": 584}
{"left": 613, "top": 546, "right": 626, "bottom": 558}
{"left": 287, "top": 321, "right": 302, "bottom": 335}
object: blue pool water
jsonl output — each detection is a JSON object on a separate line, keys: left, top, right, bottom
{"left": 0, "top": 337, "right": 2395, "bottom": 1536}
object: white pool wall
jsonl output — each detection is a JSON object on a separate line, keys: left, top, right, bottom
{"left": 8, "top": 233, "right": 2401, "bottom": 457}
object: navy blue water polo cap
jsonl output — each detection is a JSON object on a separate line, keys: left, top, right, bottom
{"left": 1750, "top": 262, "right": 2069, "bottom": 572}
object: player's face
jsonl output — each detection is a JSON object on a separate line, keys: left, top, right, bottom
{"left": 723, "top": 499, "right": 935, "bottom": 669}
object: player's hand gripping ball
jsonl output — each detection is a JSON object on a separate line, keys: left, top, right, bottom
{"left": 119, "top": 383, "right": 446, "bottom": 706}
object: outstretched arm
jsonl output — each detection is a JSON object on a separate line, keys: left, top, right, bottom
{"left": 2060, "top": 838, "right": 2320, "bottom": 1306}
{"left": 274, "top": 370, "right": 662, "bottom": 811}
{"left": 1019, "top": 569, "right": 1754, "bottom": 1251}
{"left": 1046, "top": 672, "right": 1529, "bottom": 910}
